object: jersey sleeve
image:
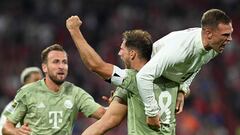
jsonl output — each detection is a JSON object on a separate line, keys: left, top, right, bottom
{"left": 0, "top": 102, "right": 11, "bottom": 133}
{"left": 76, "top": 88, "right": 101, "bottom": 117}
{"left": 108, "top": 66, "right": 135, "bottom": 89}
{"left": 1, "top": 102, "right": 14, "bottom": 120}
{"left": 179, "top": 69, "right": 200, "bottom": 96}
{"left": 0, "top": 114, "right": 6, "bottom": 133}
{"left": 113, "top": 87, "right": 128, "bottom": 104}
{"left": 109, "top": 65, "right": 127, "bottom": 86}
{"left": 136, "top": 41, "right": 182, "bottom": 117}
{"left": 6, "top": 89, "right": 27, "bottom": 124}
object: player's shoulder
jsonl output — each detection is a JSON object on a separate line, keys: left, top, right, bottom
{"left": 173, "top": 27, "right": 201, "bottom": 34}
{"left": 62, "top": 81, "right": 86, "bottom": 94}
{"left": 121, "top": 69, "right": 138, "bottom": 88}
{"left": 63, "top": 81, "right": 80, "bottom": 89}
{"left": 17, "top": 80, "right": 42, "bottom": 94}
{"left": 166, "top": 27, "right": 201, "bottom": 39}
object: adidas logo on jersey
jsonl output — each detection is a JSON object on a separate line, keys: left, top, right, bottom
{"left": 37, "top": 102, "right": 46, "bottom": 108}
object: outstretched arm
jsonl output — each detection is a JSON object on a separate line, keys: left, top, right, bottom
{"left": 82, "top": 98, "right": 127, "bottom": 135}
{"left": 66, "top": 16, "right": 113, "bottom": 79}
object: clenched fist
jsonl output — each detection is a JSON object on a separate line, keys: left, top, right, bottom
{"left": 66, "top": 15, "right": 82, "bottom": 30}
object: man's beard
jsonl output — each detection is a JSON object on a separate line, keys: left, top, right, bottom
{"left": 49, "top": 74, "right": 65, "bottom": 85}
{"left": 124, "top": 61, "right": 131, "bottom": 69}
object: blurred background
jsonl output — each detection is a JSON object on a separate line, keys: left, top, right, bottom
{"left": 0, "top": 0, "right": 240, "bottom": 134}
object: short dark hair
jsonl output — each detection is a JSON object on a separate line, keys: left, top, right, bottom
{"left": 123, "top": 30, "right": 153, "bottom": 61}
{"left": 201, "top": 9, "right": 231, "bottom": 29}
{"left": 41, "top": 44, "right": 66, "bottom": 63}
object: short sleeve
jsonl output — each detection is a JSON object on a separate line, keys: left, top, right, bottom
{"left": 109, "top": 65, "right": 127, "bottom": 86}
{"left": 6, "top": 90, "right": 27, "bottom": 124}
{"left": 2, "top": 102, "right": 14, "bottom": 119}
{"left": 113, "top": 87, "right": 128, "bottom": 104}
{"left": 76, "top": 88, "right": 101, "bottom": 117}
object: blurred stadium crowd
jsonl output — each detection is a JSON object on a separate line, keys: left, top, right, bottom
{"left": 0, "top": 0, "right": 240, "bottom": 134}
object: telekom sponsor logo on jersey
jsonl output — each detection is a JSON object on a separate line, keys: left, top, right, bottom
{"left": 48, "top": 100, "right": 73, "bottom": 129}
{"left": 49, "top": 111, "right": 63, "bottom": 129}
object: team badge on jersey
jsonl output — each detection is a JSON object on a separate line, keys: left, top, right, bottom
{"left": 64, "top": 100, "right": 73, "bottom": 109}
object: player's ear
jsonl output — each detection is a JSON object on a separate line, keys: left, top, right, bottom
{"left": 130, "top": 50, "right": 136, "bottom": 60}
{"left": 204, "top": 27, "right": 213, "bottom": 39}
{"left": 42, "top": 63, "right": 47, "bottom": 74}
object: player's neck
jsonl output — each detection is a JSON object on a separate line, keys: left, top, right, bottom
{"left": 132, "top": 59, "right": 147, "bottom": 71}
{"left": 45, "top": 77, "right": 61, "bottom": 92}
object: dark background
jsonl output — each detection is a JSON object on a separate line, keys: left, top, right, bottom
{"left": 0, "top": 0, "right": 240, "bottom": 134}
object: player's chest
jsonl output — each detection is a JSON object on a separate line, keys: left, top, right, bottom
{"left": 26, "top": 92, "right": 76, "bottom": 119}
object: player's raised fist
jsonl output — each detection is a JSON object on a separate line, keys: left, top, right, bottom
{"left": 66, "top": 15, "right": 82, "bottom": 30}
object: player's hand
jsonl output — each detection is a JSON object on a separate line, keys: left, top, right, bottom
{"left": 16, "top": 123, "right": 31, "bottom": 135}
{"left": 66, "top": 15, "right": 82, "bottom": 30}
{"left": 175, "top": 91, "right": 185, "bottom": 114}
{"left": 102, "top": 90, "right": 114, "bottom": 105}
{"left": 147, "top": 115, "right": 160, "bottom": 131}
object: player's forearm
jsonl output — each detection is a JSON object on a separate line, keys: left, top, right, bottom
{"left": 136, "top": 72, "right": 159, "bottom": 117}
{"left": 82, "top": 120, "right": 108, "bottom": 135}
{"left": 83, "top": 101, "right": 127, "bottom": 135}
{"left": 82, "top": 114, "right": 122, "bottom": 135}
{"left": 68, "top": 29, "right": 113, "bottom": 79}
{"left": 69, "top": 29, "right": 104, "bottom": 69}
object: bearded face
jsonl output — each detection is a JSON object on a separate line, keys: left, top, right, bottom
{"left": 118, "top": 40, "right": 132, "bottom": 69}
{"left": 42, "top": 50, "right": 68, "bottom": 85}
